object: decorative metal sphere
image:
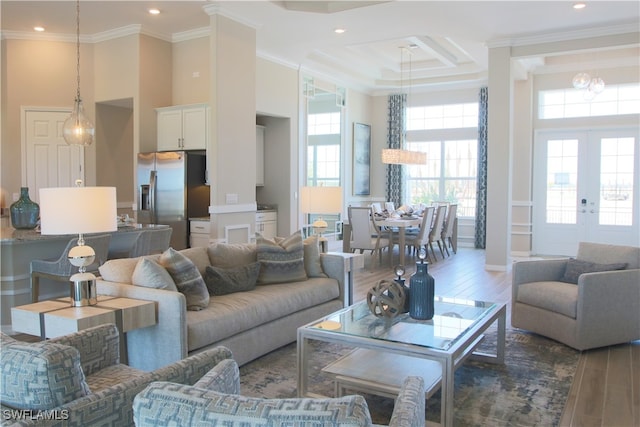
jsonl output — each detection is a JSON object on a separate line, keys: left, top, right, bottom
{"left": 366, "top": 279, "right": 406, "bottom": 318}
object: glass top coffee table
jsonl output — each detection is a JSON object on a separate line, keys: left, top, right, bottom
{"left": 297, "top": 297, "right": 506, "bottom": 427}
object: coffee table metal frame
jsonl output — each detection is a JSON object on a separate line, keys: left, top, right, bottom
{"left": 297, "top": 298, "right": 506, "bottom": 427}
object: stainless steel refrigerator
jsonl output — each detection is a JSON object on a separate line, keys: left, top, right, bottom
{"left": 137, "top": 150, "right": 209, "bottom": 250}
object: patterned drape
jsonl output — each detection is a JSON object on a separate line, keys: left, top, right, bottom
{"left": 475, "top": 87, "right": 488, "bottom": 249}
{"left": 386, "top": 93, "right": 406, "bottom": 207}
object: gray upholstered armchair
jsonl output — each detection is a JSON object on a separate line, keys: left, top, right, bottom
{"left": 512, "top": 242, "right": 640, "bottom": 351}
{"left": 0, "top": 324, "right": 234, "bottom": 427}
{"left": 133, "top": 358, "right": 426, "bottom": 427}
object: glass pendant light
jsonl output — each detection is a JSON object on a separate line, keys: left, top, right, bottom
{"left": 589, "top": 76, "right": 606, "bottom": 94}
{"left": 62, "top": 0, "right": 95, "bottom": 146}
{"left": 572, "top": 72, "right": 591, "bottom": 89}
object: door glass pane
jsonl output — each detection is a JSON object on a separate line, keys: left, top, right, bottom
{"left": 599, "top": 137, "right": 635, "bottom": 226}
{"left": 546, "top": 139, "right": 578, "bottom": 224}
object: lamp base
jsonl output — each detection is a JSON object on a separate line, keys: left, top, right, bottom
{"left": 69, "top": 272, "right": 97, "bottom": 306}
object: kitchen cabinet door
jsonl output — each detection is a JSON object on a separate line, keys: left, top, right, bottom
{"left": 157, "top": 104, "right": 207, "bottom": 151}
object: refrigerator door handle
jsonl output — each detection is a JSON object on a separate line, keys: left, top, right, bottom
{"left": 149, "top": 170, "right": 157, "bottom": 224}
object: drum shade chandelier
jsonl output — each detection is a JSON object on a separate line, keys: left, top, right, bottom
{"left": 382, "top": 46, "right": 426, "bottom": 165}
{"left": 62, "top": 0, "right": 95, "bottom": 146}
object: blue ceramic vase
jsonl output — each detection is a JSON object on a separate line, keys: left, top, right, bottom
{"left": 10, "top": 187, "right": 40, "bottom": 230}
{"left": 409, "top": 252, "right": 435, "bottom": 320}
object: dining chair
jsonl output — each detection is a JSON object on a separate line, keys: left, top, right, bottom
{"left": 348, "top": 206, "right": 390, "bottom": 266}
{"left": 404, "top": 206, "right": 435, "bottom": 259}
{"left": 384, "top": 202, "right": 395, "bottom": 213}
{"left": 440, "top": 204, "right": 458, "bottom": 256}
{"left": 428, "top": 205, "right": 447, "bottom": 261}
{"left": 30, "top": 234, "right": 112, "bottom": 303}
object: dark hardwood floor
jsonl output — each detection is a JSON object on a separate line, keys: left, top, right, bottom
{"left": 327, "top": 239, "right": 639, "bottom": 427}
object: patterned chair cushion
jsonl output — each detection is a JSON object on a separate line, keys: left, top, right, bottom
{"left": 133, "top": 381, "right": 372, "bottom": 427}
{"left": 256, "top": 230, "right": 307, "bottom": 285}
{"left": 159, "top": 247, "right": 209, "bottom": 310}
{"left": 560, "top": 258, "right": 628, "bottom": 284}
{"left": 303, "top": 235, "right": 328, "bottom": 278}
{"left": 0, "top": 340, "right": 90, "bottom": 410}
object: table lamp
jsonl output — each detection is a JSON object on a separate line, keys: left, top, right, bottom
{"left": 300, "top": 186, "right": 342, "bottom": 239}
{"left": 39, "top": 184, "right": 117, "bottom": 306}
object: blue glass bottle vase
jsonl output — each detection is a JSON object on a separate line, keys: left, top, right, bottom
{"left": 10, "top": 187, "right": 40, "bottom": 230}
{"left": 409, "top": 258, "right": 435, "bottom": 320}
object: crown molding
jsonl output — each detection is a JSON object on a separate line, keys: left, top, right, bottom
{"left": 202, "top": 4, "right": 261, "bottom": 30}
{"left": 487, "top": 22, "right": 639, "bottom": 48}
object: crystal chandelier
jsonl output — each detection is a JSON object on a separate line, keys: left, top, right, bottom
{"left": 572, "top": 71, "right": 605, "bottom": 100}
{"left": 62, "top": 0, "right": 95, "bottom": 146}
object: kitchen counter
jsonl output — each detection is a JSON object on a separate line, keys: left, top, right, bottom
{"left": 0, "top": 224, "right": 171, "bottom": 329}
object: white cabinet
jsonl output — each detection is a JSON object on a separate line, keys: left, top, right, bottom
{"left": 256, "top": 211, "right": 277, "bottom": 240}
{"left": 157, "top": 104, "right": 207, "bottom": 151}
{"left": 190, "top": 219, "right": 211, "bottom": 248}
{"left": 256, "top": 125, "right": 265, "bottom": 186}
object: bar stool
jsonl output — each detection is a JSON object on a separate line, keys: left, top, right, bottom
{"left": 130, "top": 228, "right": 172, "bottom": 257}
{"left": 30, "top": 234, "right": 111, "bottom": 303}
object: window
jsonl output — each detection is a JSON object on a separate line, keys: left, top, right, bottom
{"left": 404, "top": 104, "right": 479, "bottom": 218}
{"left": 307, "top": 112, "right": 341, "bottom": 186}
{"left": 539, "top": 83, "right": 640, "bottom": 119}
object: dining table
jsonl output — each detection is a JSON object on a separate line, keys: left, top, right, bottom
{"left": 374, "top": 216, "right": 422, "bottom": 267}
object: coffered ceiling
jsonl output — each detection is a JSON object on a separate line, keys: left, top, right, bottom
{"left": 2, "top": 1, "right": 639, "bottom": 94}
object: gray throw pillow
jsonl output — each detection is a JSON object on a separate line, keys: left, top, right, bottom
{"left": 159, "top": 248, "right": 209, "bottom": 310}
{"left": 256, "top": 230, "right": 307, "bottom": 285}
{"left": 303, "top": 235, "right": 327, "bottom": 278}
{"left": 560, "top": 258, "right": 628, "bottom": 284}
{"left": 204, "top": 262, "right": 261, "bottom": 296}
{"left": 131, "top": 258, "right": 178, "bottom": 291}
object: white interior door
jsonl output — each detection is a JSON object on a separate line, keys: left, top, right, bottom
{"left": 533, "top": 128, "right": 639, "bottom": 256}
{"left": 25, "top": 109, "right": 85, "bottom": 202}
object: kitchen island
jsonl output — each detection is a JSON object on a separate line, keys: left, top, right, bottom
{"left": 0, "top": 224, "right": 170, "bottom": 329}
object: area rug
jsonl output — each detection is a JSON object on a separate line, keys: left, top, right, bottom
{"left": 239, "top": 327, "right": 580, "bottom": 426}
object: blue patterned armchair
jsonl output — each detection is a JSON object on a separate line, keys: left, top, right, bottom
{"left": 132, "top": 359, "right": 426, "bottom": 427}
{"left": 1, "top": 324, "right": 233, "bottom": 427}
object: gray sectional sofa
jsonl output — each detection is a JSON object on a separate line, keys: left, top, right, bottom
{"left": 97, "top": 238, "right": 354, "bottom": 371}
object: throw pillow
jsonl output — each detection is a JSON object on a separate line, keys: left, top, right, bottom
{"left": 131, "top": 258, "right": 178, "bottom": 291}
{"left": 303, "top": 235, "right": 327, "bottom": 278}
{"left": 204, "top": 262, "right": 261, "bottom": 296}
{"left": 159, "top": 248, "right": 209, "bottom": 310}
{"left": 208, "top": 243, "right": 257, "bottom": 269}
{"left": 560, "top": 258, "right": 628, "bottom": 284}
{"left": 256, "top": 231, "right": 307, "bottom": 285}
{"left": 0, "top": 341, "right": 90, "bottom": 410}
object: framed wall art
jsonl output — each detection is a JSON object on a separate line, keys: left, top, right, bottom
{"left": 353, "top": 122, "right": 371, "bottom": 196}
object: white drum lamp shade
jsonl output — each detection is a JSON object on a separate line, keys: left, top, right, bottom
{"left": 39, "top": 186, "right": 117, "bottom": 306}
{"left": 301, "top": 186, "right": 342, "bottom": 230}
{"left": 40, "top": 186, "right": 117, "bottom": 235}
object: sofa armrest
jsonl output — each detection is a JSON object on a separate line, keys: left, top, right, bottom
{"left": 388, "top": 376, "right": 426, "bottom": 427}
{"left": 96, "top": 280, "right": 188, "bottom": 371}
{"left": 48, "top": 324, "right": 119, "bottom": 376}
{"left": 321, "top": 252, "right": 359, "bottom": 306}
{"left": 193, "top": 359, "right": 240, "bottom": 394}
{"left": 576, "top": 269, "right": 640, "bottom": 342}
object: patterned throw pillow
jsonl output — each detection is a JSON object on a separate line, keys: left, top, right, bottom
{"left": 0, "top": 340, "right": 90, "bottom": 410}
{"left": 131, "top": 258, "right": 177, "bottom": 291}
{"left": 303, "top": 234, "right": 327, "bottom": 278}
{"left": 204, "top": 262, "right": 261, "bottom": 296}
{"left": 159, "top": 248, "right": 209, "bottom": 310}
{"left": 560, "top": 258, "right": 628, "bottom": 284}
{"left": 256, "top": 231, "right": 307, "bottom": 285}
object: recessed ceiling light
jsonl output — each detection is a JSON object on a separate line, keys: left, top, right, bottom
{"left": 573, "top": 2, "right": 586, "bottom": 9}
{"left": 148, "top": 8, "right": 160, "bottom": 15}
{"left": 334, "top": 28, "right": 346, "bottom": 34}
{"left": 34, "top": 26, "right": 45, "bottom": 32}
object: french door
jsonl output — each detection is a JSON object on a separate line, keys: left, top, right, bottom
{"left": 533, "top": 128, "right": 639, "bottom": 256}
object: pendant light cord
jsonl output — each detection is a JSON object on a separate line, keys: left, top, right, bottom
{"left": 75, "top": 0, "right": 81, "bottom": 102}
